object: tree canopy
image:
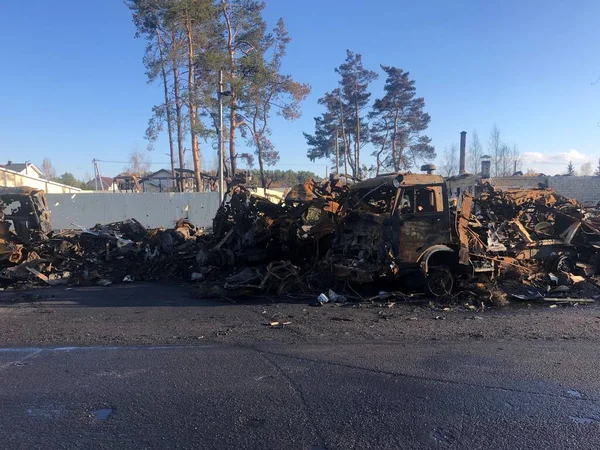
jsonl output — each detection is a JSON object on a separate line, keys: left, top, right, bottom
{"left": 305, "top": 55, "right": 435, "bottom": 178}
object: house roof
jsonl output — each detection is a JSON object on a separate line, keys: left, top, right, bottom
{"left": 148, "top": 169, "right": 172, "bottom": 178}
{"left": 85, "top": 176, "right": 114, "bottom": 190}
{"left": 141, "top": 169, "right": 174, "bottom": 186}
{"left": 0, "top": 162, "right": 43, "bottom": 176}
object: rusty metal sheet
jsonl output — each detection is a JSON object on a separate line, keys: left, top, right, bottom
{"left": 457, "top": 195, "right": 472, "bottom": 265}
{"left": 349, "top": 172, "right": 444, "bottom": 193}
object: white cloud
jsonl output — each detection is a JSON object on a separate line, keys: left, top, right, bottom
{"left": 522, "top": 152, "right": 544, "bottom": 163}
{"left": 564, "top": 149, "right": 589, "bottom": 162}
{"left": 523, "top": 149, "right": 590, "bottom": 165}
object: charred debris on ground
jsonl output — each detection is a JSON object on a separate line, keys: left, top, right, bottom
{"left": 2, "top": 179, "right": 600, "bottom": 307}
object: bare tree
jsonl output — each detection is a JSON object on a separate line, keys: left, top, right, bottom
{"left": 595, "top": 158, "right": 600, "bottom": 176}
{"left": 580, "top": 161, "right": 592, "bottom": 176}
{"left": 488, "top": 124, "right": 502, "bottom": 177}
{"left": 467, "top": 130, "right": 482, "bottom": 174}
{"left": 499, "top": 143, "right": 512, "bottom": 176}
{"left": 127, "top": 148, "right": 152, "bottom": 175}
{"left": 510, "top": 144, "right": 522, "bottom": 174}
{"left": 439, "top": 143, "right": 458, "bottom": 178}
{"left": 41, "top": 158, "right": 56, "bottom": 180}
{"left": 525, "top": 168, "right": 538, "bottom": 176}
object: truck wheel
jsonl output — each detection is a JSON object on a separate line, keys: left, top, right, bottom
{"left": 426, "top": 266, "right": 454, "bottom": 297}
{"left": 555, "top": 255, "right": 574, "bottom": 274}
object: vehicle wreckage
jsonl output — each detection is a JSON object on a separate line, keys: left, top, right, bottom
{"left": 2, "top": 174, "right": 600, "bottom": 304}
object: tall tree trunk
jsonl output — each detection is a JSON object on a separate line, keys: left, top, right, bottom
{"left": 338, "top": 95, "right": 350, "bottom": 177}
{"left": 354, "top": 83, "right": 360, "bottom": 179}
{"left": 228, "top": 88, "right": 237, "bottom": 176}
{"left": 172, "top": 30, "right": 185, "bottom": 191}
{"left": 392, "top": 109, "right": 400, "bottom": 171}
{"left": 185, "top": 14, "right": 202, "bottom": 192}
{"left": 251, "top": 109, "right": 267, "bottom": 189}
{"left": 334, "top": 128, "right": 340, "bottom": 174}
{"left": 222, "top": 1, "right": 237, "bottom": 176}
{"left": 257, "top": 141, "right": 266, "bottom": 189}
{"left": 156, "top": 31, "right": 176, "bottom": 189}
{"left": 376, "top": 128, "right": 389, "bottom": 177}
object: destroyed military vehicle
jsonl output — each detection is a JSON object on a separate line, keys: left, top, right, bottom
{"left": 326, "top": 166, "right": 600, "bottom": 297}
{"left": 326, "top": 166, "right": 462, "bottom": 296}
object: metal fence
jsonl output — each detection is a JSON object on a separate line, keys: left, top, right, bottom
{"left": 47, "top": 192, "right": 220, "bottom": 230}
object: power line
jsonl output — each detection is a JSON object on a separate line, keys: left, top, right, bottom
{"left": 95, "top": 159, "right": 171, "bottom": 165}
{"left": 96, "top": 159, "right": 326, "bottom": 168}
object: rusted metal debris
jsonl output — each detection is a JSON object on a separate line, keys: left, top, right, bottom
{"left": 3, "top": 179, "right": 600, "bottom": 306}
{"left": 1, "top": 187, "right": 52, "bottom": 243}
{"left": 458, "top": 185, "right": 600, "bottom": 303}
{"left": 0, "top": 187, "right": 209, "bottom": 287}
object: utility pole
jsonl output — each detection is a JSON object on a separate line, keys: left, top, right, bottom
{"left": 92, "top": 159, "right": 104, "bottom": 191}
{"left": 218, "top": 70, "right": 225, "bottom": 203}
{"left": 93, "top": 159, "right": 98, "bottom": 191}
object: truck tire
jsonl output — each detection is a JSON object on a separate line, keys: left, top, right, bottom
{"left": 426, "top": 266, "right": 454, "bottom": 297}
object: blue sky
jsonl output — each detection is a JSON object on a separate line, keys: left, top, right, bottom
{"left": 1, "top": 0, "right": 599, "bottom": 179}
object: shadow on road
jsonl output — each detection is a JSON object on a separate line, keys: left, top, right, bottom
{"left": 0, "top": 282, "right": 317, "bottom": 308}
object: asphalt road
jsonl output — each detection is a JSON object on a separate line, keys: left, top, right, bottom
{"left": 1, "top": 340, "right": 600, "bottom": 449}
{"left": 1, "top": 283, "right": 600, "bottom": 449}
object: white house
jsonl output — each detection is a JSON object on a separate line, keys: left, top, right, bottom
{"left": 0, "top": 161, "right": 44, "bottom": 179}
{"left": 0, "top": 162, "right": 82, "bottom": 194}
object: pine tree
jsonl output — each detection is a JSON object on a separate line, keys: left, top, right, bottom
{"left": 242, "top": 19, "right": 310, "bottom": 188}
{"left": 566, "top": 160, "right": 575, "bottom": 176}
{"left": 220, "top": 0, "right": 269, "bottom": 176}
{"left": 305, "top": 51, "right": 376, "bottom": 179}
{"left": 304, "top": 90, "right": 348, "bottom": 174}
{"left": 369, "top": 66, "right": 434, "bottom": 172}
{"left": 335, "top": 50, "right": 378, "bottom": 178}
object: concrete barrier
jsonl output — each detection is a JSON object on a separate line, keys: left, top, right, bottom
{"left": 47, "top": 192, "right": 220, "bottom": 230}
{"left": 547, "top": 176, "right": 600, "bottom": 206}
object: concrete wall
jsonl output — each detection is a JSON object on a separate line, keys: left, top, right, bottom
{"left": 548, "top": 176, "right": 600, "bottom": 205}
{"left": 487, "top": 176, "right": 547, "bottom": 190}
{"left": 0, "top": 167, "right": 82, "bottom": 193}
{"left": 446, "top": 174, "right": 600, "bottom": 205}
{"left": 47, "top": 192, "right": 220, "bottom": 230}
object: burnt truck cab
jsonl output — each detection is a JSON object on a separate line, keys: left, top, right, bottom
{"left": 326, "top": 168, "right": 458, "bottom": 294}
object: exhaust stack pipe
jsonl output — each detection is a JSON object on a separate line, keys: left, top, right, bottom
{"left": 459, "top": 131, "right": 467, "bottom": 175}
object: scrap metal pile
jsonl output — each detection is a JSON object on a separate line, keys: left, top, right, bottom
{"left": 459, "top": 185, "right": 600, "bottom": 303}
{"left": 3, "top": 181, "right": 600, "bottom": 306}
{"left": 0, "top": 187, "right": 206, "bottom": 287}
{"left": 195, "top": 178, "right": 348, "bottom": 296}
{"left": 0, "top": 181, "right": 349, "bottom": 294}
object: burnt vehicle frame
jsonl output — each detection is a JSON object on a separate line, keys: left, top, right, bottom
{"left": 326, "top": 170, "right": 461, "bottom": 295}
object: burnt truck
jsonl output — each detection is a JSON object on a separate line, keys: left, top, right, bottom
{"left": 326, "top": 167, "right": 464, "bottom": 296}
{"left": 325, "top": 166, "right": 600, "bottom": 296}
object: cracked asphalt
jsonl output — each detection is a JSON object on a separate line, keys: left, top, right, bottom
{"left": 1, "top": 283, "right": 600, "bottom": 449}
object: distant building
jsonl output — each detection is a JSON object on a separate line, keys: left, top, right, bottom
{"left": 0, "top": 161, "right": 44, "bottom": 179}
{"left": 445, "top": 158, "right": 600, "bottom": 206}
{"left": 140, "top": 169, "right": 177, "bottom": 192}
{"left": 0, "top": 161, "right": 81, "bottom": 193}
{"left": 84, "top": 176, "right": 119, "bottom": 192}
